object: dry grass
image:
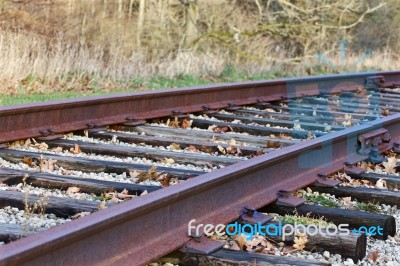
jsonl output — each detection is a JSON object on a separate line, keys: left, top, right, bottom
{"left": 0, "top": 0, "right": 399, "bottom": 97}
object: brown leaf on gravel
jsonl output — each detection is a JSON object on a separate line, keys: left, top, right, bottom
{"left": 279, "top": 133, "right": 292, "bottom": 140}
{"left": 39, "top": 158, "right": 57, "bottom": 171}
{"left": 24, "top": 139, "right": 32, "bottom": 146}
{"left": 129, "top": 170, "right": 139, "bottom": 178}
{"left": 185, "top": 145, "right": 199, "bottom": 152}
{"left": 181, "top": 118, "right": 193, "bottom": 129}
{"left": 137, "top": 166, "right": 160, "bottom": 182}
{"left": 22, "top": 157, "right": 33, "bottom": 166}
{"left": 229, "top": 241, "right": 241, "bottom": 251}
{"left": 226, "top": 145, "right": 241, "bottom": 156}
{"left": 61, "top": 168, "right": 71, "bottom": 175}
{"left": 71, "top": 212, "right": 91, "bottom": 220}
{"left": 208, "top": 125, "right": 233, "bottom": 133}
{"left": 383, "top": 157, "right": 397, "bottom": 174}
{"left": 169, "top": 143, "right": 181, "bottom": 151}
{"left": 160, "top": 176, "right": 171, "bottom": 187}
{"left": 293, "top": 232, "right": 308, "bottom": 250}
{"left": 66, "top": 186, "right": 80, "bottom": 194}
{"left": 50, "top": 146, "right": 63, "bottom": 153}
{"left": 168, "top": 117, "right": 180, "bottom": 128}
{"left": 70, "top": 144, "right": 81, "bottom": 154}
{"left": 33, "top": 142, "right": 49, "bottom": 150}
{"left": 266, "top": 141, "right": 281, "bottom": 149}
{"left": 367, "top": 250, "right": 379, "bottom": 262}
{"left": 109, "top": 195, "right": 122, "bottom": 203}
{"left": 98, "top": 201, "right": 107, "bottom": 210}
{"left": 234, "top": 235, "right": 246, "bottom": 251}
{"left": 217, "top": 145, "right": 226, "bottom": 154}
{"left": 254, "top": 246, "right": 266, "bottom": 253}
{"left": 342, "top": 196, "right": 352, "bottom": 202}
{"left": 200, "top": 146, "right": 213, "bottom": 154}
{"left": 376, "top": 179, "right": 387, "bottom": 189}
{"left": 381, "top": 108, "right": 390, "bottom": 116}
{"left": 161, "top": 158, "right": 175, "bottom": 164}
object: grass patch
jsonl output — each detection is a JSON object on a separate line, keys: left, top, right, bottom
{"left": 0, "top": 91, "right": 118, "bottom": 106}
{"left": 304, "top": 193, "right": 340, "bottom": 208}
{"left": 280, "top": 212, "right": 330, "bottom": 227}
{"left": 0, "top": 71, "right": 291, "bottom": 106}
{"left": 357, "top": 202, "right": 381, "bottom": 213}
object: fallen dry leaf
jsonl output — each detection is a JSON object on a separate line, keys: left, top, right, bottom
{"left": 22, "top": 157, "right": 33, "bottom": 167}
{"left": 208, "top": 125, "right": 233, "bottom": 133}
{"left": 185, "top": 145, "right": 199, "bottom": 152}
{"left": 293, "top": 232, "right": 308, "bottom": 250}
{"left": 61, "top": 168, "right": 71, "bottom": 175}
{"left": 234, "top": 235, "right": 246, "bottom": 251}
{"left": 342, "top": 196, "right": 352, "bottom": 202}
{"left": 98, "top": 201, "right": 107, "bottom": 210}
{"left": 160, "top": 176, "right": 171, "bottom": 187}
{"left": 66, "top": 186, "right": 80, "bottom": 194}
{"left": 24, "top": 139, "right": 32, "bottom": 147}
{"left": 129, "top": 170, "right": 140, "bottom": 178}
{"left": 200, "top": 146, "right": 213, "bottom": 153}
{"left": 383, "top": 157, "right": 397, "bottom": 174}
{"left": 35, "top": 142, "right": 49, "bottom": 150}
{"left": 381, "top": 108, "right": 390, "bottom": 116}
{"left": 161, "top": 158, "right": 175, "bottom": 164}
{"left": 70, "top": 144, "right": 81, "bottom": 154}
{"left": 367, "top": 250, "right": 379, "bottom": 262}
{"left": 83, "top": 130, "right": 89, "bottom": 138}
{"left": 229, "top": 241, "right": 241, "bottom": 251}
{"left": 181, "top": 118, "right": 193, "bottom": 129}
{"left": 169, "top": 143, "right": 181, "bottom": 150}
{"left": 217, "top": 145, "right": 226, "bottom": 154}
{"left": 71, "top": 212, "right": 91, "bottom": 220}
{"left": 226, "top": 145, "right": 241, "bottom": 155}
{"left": 39, "top": 158, "right": 58, "bottom": 171}
{"left": 168, "top": 117, "right": 180, "bottom": 128}
{"left": 137, "top": 166, "right": 160, "bottom": 182}
{"left": 109, "top": 194, "right": 122, "bottom": 203}
{"left": 376, "top": 179, "right": 387, "bottom": 189}
{"left": 279, "top": 133, "right": 292, "bottom": 140}
{"left": 266, "top": 141, "right": 281, "bottom": 149}
{"left": 140, "top": 190, "right": 148, "bottom": 196}
{"left": 229, "top": 139, "right": 237, "bottom": 146}
{"left": 50, "top": 146, "right": 63, "bottom": 153}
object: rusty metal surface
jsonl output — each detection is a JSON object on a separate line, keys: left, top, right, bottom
{"left": 0, "top": 112, "right": 400, "bottom": 265}
{"left": 2, "top": 71, "right": 400, "bottom": 143}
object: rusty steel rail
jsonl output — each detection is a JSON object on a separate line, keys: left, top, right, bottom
{"left": 0, "top": 114, "right": 399, "bottom": 265}
{"left": 1, "top": 71, "right": 400, "bottom": 143}
{"left": 0, "top": 72, "right": 400, "bottom": 265}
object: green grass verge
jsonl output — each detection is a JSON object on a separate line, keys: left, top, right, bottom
{"left": 0, "top": 69, "right": 293, "bottom": 106}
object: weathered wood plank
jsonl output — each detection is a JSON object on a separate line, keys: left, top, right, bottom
{"left": 130, "top": 125, "right": 299, "bottom": 147}
{"left": 166, "top": 249, "right": 330, "bottom": 266}
{"left": 0, "top": 149, "right": 203, "bottom": 179}
{"left": 86, "top": 130, "right": 266, "bottom": 156}
{"left": 0, "top": 168, "right": 160, "bottom": 194}
{"left": 310, "top": 185, "right": 400, "bottom": 208}
{"left": 46, "top": 139, "right": 242, "bottom": 167}
{"left": 263, "top": 222, "right": 365, "bottom": 261}
{"left": 261, "top": 203, "right": 396, "bottom": 240}
{"left": 0, "top": 190, "right": 106, "bottom": 218}
{"left": 209, "top": 113, "right": 344, "bottom": 131}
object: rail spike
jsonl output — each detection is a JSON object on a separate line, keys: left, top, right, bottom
{"left": 358, "top": 128, "right": 391, "bottom": 163}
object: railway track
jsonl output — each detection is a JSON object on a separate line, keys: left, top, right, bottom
{"left": 0, "top": 72, "right": 399, "bottom": 265}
